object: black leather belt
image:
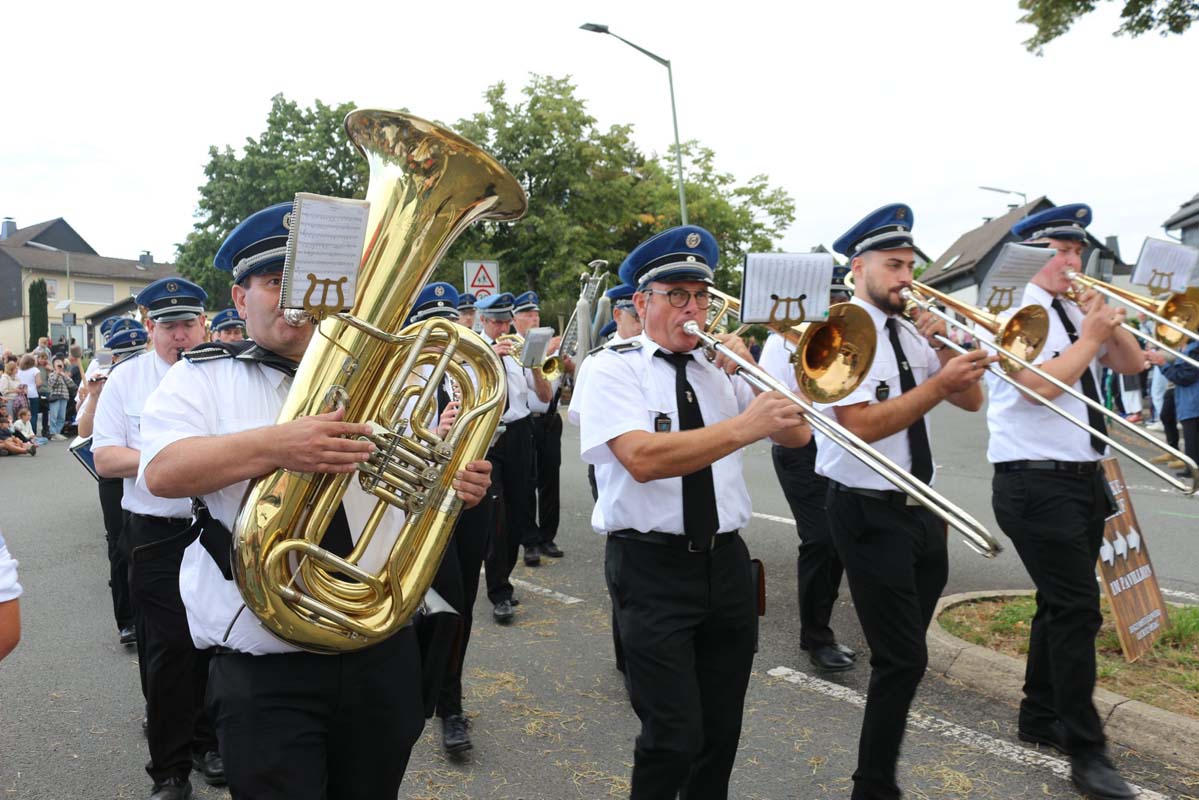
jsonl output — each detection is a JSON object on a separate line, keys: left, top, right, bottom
{"left": 131, "top": 512, "right": 192, "bottom": 526}
{"left": 994, "top": 460, "right": 1101, "bottom": 475}
{"left": 829, "top": 480, "right": 920, "bottom": 507}
{"left": 608, "top": 528, "right": 738, "bottom": 553}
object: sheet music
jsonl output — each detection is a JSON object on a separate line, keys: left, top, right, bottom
{"left": 1132, "top": 238, "right": 1199, "bottom": 294}
{"left": 741, "top": 253, "right": 834, "bottom": 325}
{"left": 520, "top": 327, "right": 553, "bottom": 369}
{"left": 978, "top": 244, "right": 1054, "bottom": 314}
{"left": 280, "top": 193, "right": 370, "bottom": 312}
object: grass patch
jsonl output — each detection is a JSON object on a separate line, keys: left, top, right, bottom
{"left": 941, "top": 597, "right": 1199, "bottom": 720}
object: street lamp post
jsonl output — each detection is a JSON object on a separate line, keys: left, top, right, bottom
{"left": 580, "top": 23, "right": 688, "bottom": 225}
{"left": 979, "top": 185, "right": 1029, "bottom": 207}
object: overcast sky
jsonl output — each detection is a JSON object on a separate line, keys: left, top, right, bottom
{"left": 2, "top": 0, "right": 1195, "bottom": 272}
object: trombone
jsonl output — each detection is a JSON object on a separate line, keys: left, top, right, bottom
{"left": 496, "top": 333, "right": 564, "bottom": 381}
{"left": 1066, "top": 271, "right": 1199, "bottom": 370}
{"left": 904, "top": 282, "right": 1199, "bottom": 495}
{"left": 688, "top": 290, "right": 1002, "bottom": 558}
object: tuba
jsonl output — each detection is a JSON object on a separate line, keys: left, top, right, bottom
{"left": 232, "top": 110, "right": 527, "bottom": 653}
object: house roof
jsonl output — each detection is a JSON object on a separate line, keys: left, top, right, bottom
{"left": 84, "top": 296, "right": 140, "bottom": 325}
{"left": 0, "top": 239, "right": 172, "bottom": 280}
{"left": 0, "top": 218, "right": 98, "bottom": 254}
{"left": 1162, "top": 192, "right": 1199, "bottom": 232}
{"left": 922, "top": 196, "right": 1127, "bottom": 289}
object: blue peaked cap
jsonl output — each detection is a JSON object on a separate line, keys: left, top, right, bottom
{"left": 605, "top": 283, "right": 637, "bottom": 309}
{"left": 1011, "top": 203, "right": 1092, "bottom": 242}
{"left": 101, "top": 316, "right": 140, "bottom": 340}
{"left": 599, "top": 319, "right": 617, "bottom": 339}
{"left": 514, "top": 291, "right": 540, "bottom": 312}
{"left": 619, "top": 225, "right": 718, "bottom": 288}
{"left": 477, "top": 292, "right": 516, "bottom": 318}
{"left": 407, "top": 282, "right": 460, "bottom": 325}
{"left": 136, "top": 277, "right": 207, "bottom": 322}
{"left": 107, "top": 326, "right": 148, "bottom": 355}
{"left": 833, "top": 204, "right": 917, "bottom": 259}
{"left": 214, "top": 202, "right": 292, "bottom": 285}
{"left": 210, "top": 308, "right": 244, "bottom": 332}
{"left": 458, "top": 292, "right": 477, "bottom": 311}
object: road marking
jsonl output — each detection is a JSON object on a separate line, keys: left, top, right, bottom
{"left": 1155, "top": 510, "right": 1199, "bottom": 519}
{"left": 511, "top": 578, "right": 584, "bottom": 605}
{"left": 752, "top": 511, "right": 795, "bottom": 525}
{"left": 1162, "top": 587, "right": 1199, "bottom": 604}
{"left": 765, "top": 666, "right": 1169, "bottom": 800}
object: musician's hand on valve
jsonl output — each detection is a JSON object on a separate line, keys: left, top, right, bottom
{"left": 1145, "top": 349, "right": 1167, "bottom": 368}
{"left": 548, "top": 335, "right": 562, "bottom": 356}
{"left": 492, "top": 340, "right": 516, "bottom": 358}
{"left": 935, "top": 349, "right": 998, "bottom": 395}
{"left": 453, "top": 459, "right": 492, "bottom": 508}
{"left": 912, "top": 307, "right": 949, "bottom": 347}
{"left": 739, "top": 390, "right": 806, "bottom": 441}
{"left": 713, "top": 333, "right": 751, "bottom": 376}
{"left": 1080, "top": 296, "right": 1124, "bottom": 344}
{"left": 436, "top": 401, "right": 460, "bottom": 438}
{"left": 273, "top": 406, "right": 375, "bottom": 474}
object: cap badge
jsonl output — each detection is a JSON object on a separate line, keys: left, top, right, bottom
{"left": 282, "top": 212, "right": 292, "bottom": 230}
{"left": 166, "top": 281, "right": 178, "bottom": 292}
{"left": 686, "top": 255, "right": 696, "bottom": 262}
{"left": 434, "top": 286, "right": 445, "bottom": 296}
{"left": 896, "top": 208, "right": 907, "bottom": 220}
{"left": 1076, "top": 208, "right": 1087, "bottom": 219}
{"left": 685, "top": 233, "right": 700, "bottom": 248}
{"left": 170, "top": 298, "right": 178, "bottom": 305}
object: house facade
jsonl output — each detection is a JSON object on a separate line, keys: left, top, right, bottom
{"left": 0, "top": 217, "right": 171, "bottom": 352}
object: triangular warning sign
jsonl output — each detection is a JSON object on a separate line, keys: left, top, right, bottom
{"left": 470, "top": 264, "right": 495, "bottom": 289}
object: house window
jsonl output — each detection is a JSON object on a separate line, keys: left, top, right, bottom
{"left": 44, "top": 279, "right": 58, "bottom": 300}
{"left": 75, "top": 281, "right": 114, "bottom": 305}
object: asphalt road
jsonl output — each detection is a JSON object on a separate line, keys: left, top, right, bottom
{"left": 1, "top": 405, "right": 1197, "bottom": 800}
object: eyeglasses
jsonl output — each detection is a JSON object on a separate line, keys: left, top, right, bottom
{"left": 646, "top": 288, "right": 713, "bottom": 310}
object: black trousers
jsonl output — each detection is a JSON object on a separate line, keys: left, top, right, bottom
{"left": 206, "top": 627, "right": 425, "bottom": 800}
{"left": 771, "top": 442, "right": 843, "bottom": 650}
{"left": 1181, "top": 416, "right": 1199, "bottom": 466}
{"left": 98, "top": 477, "right": 133, "bottom": 630}
{"left": 484, "top": 416, "right": 537, "bottom": 604}
{"left": 605, "top": 534, "right": 756, "bottom": 800}
{"left": 1162, "top": 388, "right": 1179, "bottom": 449}
{"left": 531, "top": 412, "right": 563, "bottom": 544}
{"left": 993, "top": 468, "right": 1113, "bottom": 756}
{"left": 126, "top": 513, "right": 217, "bottom": 783}
{"left": 432, "top": 495, "right": 493, "bottom": 717}
{"left": 827, "top": 490, "right": 948, "bottom": 800}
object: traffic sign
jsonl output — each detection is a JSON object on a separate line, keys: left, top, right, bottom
{"left": 464, "top": 260, "right": 499, "bottom": 299}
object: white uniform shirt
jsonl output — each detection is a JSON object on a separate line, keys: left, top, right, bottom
{"left": 567, "top": 333, "right": 635, "bottom": 427}
{"left": 528, "top": 372, "right": 561, "bottom": 415}
{"left": 0, "top": 528, "right": 21, "bottom": 603}
{"left": 480, "top": 331, "right": 535, "bottom": 424}
{"left": 92, "top": 351, "right": 192, "bottom": 518}
{"left": 814, "top": 297, "right": 942, "bottom": 490}
{"left": 139, "top": 356, "right": 408, "bottom": 655}
{"left": 982, "top": 283, "right": 1108, "bottom": 463}
{"left": 576, "top": 332, "right": 756, "bottom": 536}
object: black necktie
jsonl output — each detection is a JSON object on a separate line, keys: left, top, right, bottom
{"left": 655, "top": 350, "right": 719, "bottom": 549}
{"left": 1050, "top": 299, "right": 1107, "bottom": 454}
{"left": 885, "top": 318, "right": 934, "bottom": 483}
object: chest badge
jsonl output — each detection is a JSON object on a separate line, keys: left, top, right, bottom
{"left": 876, "top": 382, "right": 891, "bottom": 401}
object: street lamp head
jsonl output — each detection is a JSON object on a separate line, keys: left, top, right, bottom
{"left": 580, "top": 22, "right": 610, "bottom": 33}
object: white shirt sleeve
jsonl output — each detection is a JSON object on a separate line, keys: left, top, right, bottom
{"left": 577, "top": 352, "right": 651, "bottom": 466}
{"left": 90, "top": 368, "right": 129, "bottom": 450}
{"left": 138, "top": 361, "right": 220, "bottom": 487}
{"left": 0, "top": 530, "right": 22, "bottom": 603}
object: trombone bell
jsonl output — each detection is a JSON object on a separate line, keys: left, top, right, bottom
{"left": 791, "top": 304, "right": 878, "bottom": 403}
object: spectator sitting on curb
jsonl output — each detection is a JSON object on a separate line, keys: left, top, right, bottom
{"left": 0, "top": 407, "right": 36, "bottom": 456}
{"left": 13, "top": 408, "right": 45, "bottom": 446}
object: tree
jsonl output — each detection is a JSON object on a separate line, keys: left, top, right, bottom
{"left": 27, "top": 279, "right": 47, "bottom": 351}
{"left": 175, "top": 94, "right": 367, "bottom": 307}
{"left": 439, "top": 75, "right": 795, "bottom": 321}
{"left": 1019, "top": 0, "right": 1197, "bottom": 53}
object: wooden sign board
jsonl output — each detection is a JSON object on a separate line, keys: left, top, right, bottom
{"left": 1097, "top": 457, "right": 1170, "bottom": 662}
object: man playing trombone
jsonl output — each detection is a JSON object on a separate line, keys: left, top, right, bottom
{"left": 819, "top": 204, "right": 995, "bottom": 800}
{"left": 575, "top": 225, "right": 810, "bottom": 799}
{"left": 984, "top": 204, "right": 1150, "bottom": 800}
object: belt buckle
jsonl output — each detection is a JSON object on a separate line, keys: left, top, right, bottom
{"left": 687, "top": 538, "right": 710, "bottom": 554}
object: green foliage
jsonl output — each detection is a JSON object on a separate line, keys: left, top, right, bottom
{"left": 1018, "top": 0, "right": 1197, "bottom": 53}
{"left": 174, "top": 94, "right": 367, "bottom": 308}
{"left": 27, "top": 279, "right": 47, "bottom": 350}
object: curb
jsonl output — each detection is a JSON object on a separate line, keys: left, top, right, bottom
{"left": 928, "top": 590, "right": 1199, "bottom": 772}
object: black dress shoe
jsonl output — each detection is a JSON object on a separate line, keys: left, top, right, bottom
{"left": 191, "top": 750, "right": 226, "bottom": 786}
{"left": 523, "top": 545, "right": 541, "bottom": 566}
{"left": 1017, "top": 719, "right": 1068, "bottom": 755}
{"left": 831, "top": 642, "right": 856, "bottom": 660}
{"left": 493, "top": 599, "right": 515, "bottom": 624}
{"left": 509, "top": 597, "right": 520, "bottom": 606}
{"left": 119, "top": 626, "right": 137, "bottom": 645}
{"left": 808, "top": 644, "right": 855, "bottom": 672}
{"left": 540, "top": 541, "right": 564, "bottom": 558}
{"left": 149, "top": 777, "right": 192, "bottom": 800}
{"left": 1070, "top": 753, "right": 1136, "bottom": 799}
{"left": 441, "top": 714, "right": 473, "bottom": 756}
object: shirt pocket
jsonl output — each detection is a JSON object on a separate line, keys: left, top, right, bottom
{"left": 871, "top": 368, "right": 902, "bottom": 404}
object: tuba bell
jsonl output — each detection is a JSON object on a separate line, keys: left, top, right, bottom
{"left": 231, "top": 110, "right": 527, "bottom": 653}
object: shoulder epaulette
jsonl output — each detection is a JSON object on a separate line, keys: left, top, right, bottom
{"left": 108, "top": 350, "right": 144, "bottom": 372}
{"left": 182, "top": 341, "right": 252, "bottom": 364}
{"left": 607, "top": 340, "right": 642, "bottom": 354}
{"left": 587, "top": 343, "right": 607, "bottom": 356}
